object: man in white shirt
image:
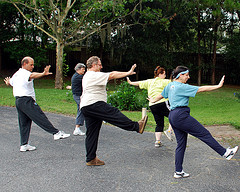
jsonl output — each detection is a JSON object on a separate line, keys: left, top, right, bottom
{"left": 4, "top": 56, "right": 70, "bottom": 152}
{"left": 80, "top": 56, "right": 148, "bottom": 166}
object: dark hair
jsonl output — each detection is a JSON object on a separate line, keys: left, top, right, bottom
{"left": 154, "top": 66, "right": 165, "bottom": 78}
{"left": 170, "top": 66, "right": 189, "bottom": 80}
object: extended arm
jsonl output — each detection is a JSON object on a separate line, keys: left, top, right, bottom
{"left": 126, "top": 77, "right": 140, "bottom": 86}
{"left": 108, "top": 64, "right": 136, "bottom": 81}
{"left": 197, "top": 75, "right": 225, "bottom": 93}
{"left": 29, "top": 65, "right": 53, "bottom": 80}
{"left": 148, "top": 94, "right": 164, "bottom": 103}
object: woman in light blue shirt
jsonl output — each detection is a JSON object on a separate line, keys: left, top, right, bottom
{"left": 149, "top": 66, "right": 238, "bottom": 179}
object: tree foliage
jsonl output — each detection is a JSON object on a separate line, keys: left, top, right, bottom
{"left": 1, "top": 0, "right": 240, "bottom": 86}
{"left": 3, "top": 0, "right": 166, "bottom": 89}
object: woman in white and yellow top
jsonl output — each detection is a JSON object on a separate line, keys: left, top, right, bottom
{"left": 127, "top": 66, "right": 173, "bottom": 147}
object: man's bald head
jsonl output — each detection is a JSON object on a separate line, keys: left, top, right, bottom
{"left": 21, "top": 56, "right": 34, "bottom": 66}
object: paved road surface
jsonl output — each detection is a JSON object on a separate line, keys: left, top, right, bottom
{"left": 0, "top": 106, "right": 239, "bottom": 192}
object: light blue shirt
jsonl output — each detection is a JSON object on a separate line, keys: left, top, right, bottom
{"left": 161, "top": 81, "right": 199, "bottom": 110}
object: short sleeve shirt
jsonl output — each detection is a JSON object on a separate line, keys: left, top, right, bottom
{"left": 161, "top": 81, "right": 199, "bottom": 110}
{"left": 80, "top": 71, "right": 110, "bottom": 108}
{"left": 9, "top": 68, "right": 36, "bottom": 100}
{"left": 139, "top": 78, "right": 171, "bottom": 106}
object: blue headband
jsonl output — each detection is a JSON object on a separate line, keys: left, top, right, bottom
{"left": 175, "top": 70, "right": 189, "bottom": 79}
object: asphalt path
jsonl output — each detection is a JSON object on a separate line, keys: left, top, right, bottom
{"left": 0, "top": 106, "right": 239, "bottom": 192}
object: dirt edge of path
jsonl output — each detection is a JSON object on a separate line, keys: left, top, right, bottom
{"left": 206, "top": 125, "right": 240, "bottom": 146}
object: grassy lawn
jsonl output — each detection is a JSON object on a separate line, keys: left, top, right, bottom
{"left": 0, "top": 78, "right": 240, "bottom": 131}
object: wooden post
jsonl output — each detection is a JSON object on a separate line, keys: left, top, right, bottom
{"left": 142, "top": 108, "right": 147, "bottom": 119}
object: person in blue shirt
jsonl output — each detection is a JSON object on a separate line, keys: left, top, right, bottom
{"left": 67, "top": 63, "right": 86, "bottom": 136}
{"left": 149, "top": 66, "right": 238, "bottom": 179}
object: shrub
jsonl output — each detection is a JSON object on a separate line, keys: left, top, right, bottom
{"left": 65, "top": 90, "right": 73, "bottom": 102}
{"left": 107, "top": 81, "right": 148, "bottom": 111}
{"left": 234, "top": 92, "right": 240, "bottom": 102}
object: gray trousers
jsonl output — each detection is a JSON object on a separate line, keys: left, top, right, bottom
{"left": 73, "top": 94, "right": 85, "bottom": 126}
{"left": 15, "top": 96, "right": 59, "bottom": 145}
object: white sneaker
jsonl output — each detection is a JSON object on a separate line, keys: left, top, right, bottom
{"left": 224, "top": 146, "right": 239, "bottom": 160}
{"left": 73, "top": 127, "right": 85, "bottom": 136}
{"left": 164, "top": 130, "right": 173, "bottom": 141}
{"left": 155, "top": 140, "right": 162, "bottom": 148}
{"left": 20, "top": 144, "right": 36, "bottom": 152}
{"left": 174, "top": 171, "right": 190, "bottom": 179}
{"left": 54, "top": 131, "right": 70, "bottom": 140}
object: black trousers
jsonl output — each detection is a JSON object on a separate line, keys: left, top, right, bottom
{"left": 81, "top": 101, "right": 139, "bottom": 162}
{"left": 15, "top": 96, "right": 59, "bottom": 145}
{"left": 149, "top": 101, "right": 170, "bottom": 132}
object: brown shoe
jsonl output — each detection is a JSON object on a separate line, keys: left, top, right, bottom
{"left": 86, "top": 157, "right": 105, "bottom": 166}
{"left": 138, "top": 115, "right": 148, "bottom": 134}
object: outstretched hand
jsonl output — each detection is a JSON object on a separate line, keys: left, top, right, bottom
{"left": 218, "top": 75, "right": 225, "bottom": 88}
{"left": 148, "top": 94, "right": 164, "bottom": 103}
{"left": 4, "top": 77, "right": 11, "bottom": 86}
{"left": 147, "top": 96, "right": 156, "bottom": 103}
{"left": 128, "top": 64, "right": 137, "bottom": 76}
{"left": 126, "top": 77, "right": 131, "bottom": 84}
{"left": 43, "top": 65, "right": 53, "bottom": 76}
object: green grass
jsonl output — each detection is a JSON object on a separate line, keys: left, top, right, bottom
{"left": 189, "top": 87, "right": 240, "bottom": 129}
{"left": 0, "top": 78, "right": 240, "bottom": 131}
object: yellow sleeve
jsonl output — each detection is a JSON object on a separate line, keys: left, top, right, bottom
{"left": 139, "top": 80, "right": 150, "bottom": 90}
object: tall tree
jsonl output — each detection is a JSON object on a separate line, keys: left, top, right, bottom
{"left": 207, "top": 0, "right": 240, "bottom": 84}
{"left": 0, "top": 2, "right": 48, "bottom": 69}
{"left": 4, "top": 0, "right": 163, "bottom": 89}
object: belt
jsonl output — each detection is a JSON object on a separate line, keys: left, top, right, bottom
{"left": 15, "top": 96, "right": 32, "bottom": 99}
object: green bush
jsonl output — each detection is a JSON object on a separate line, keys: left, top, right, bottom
{"left": 65, "top": 89, "right": 74, "bottom": 102}
{"left": 107, "top": 81, "right": 148, "bottom": 111}
{"left": 234, "top": 92, "right": 240, "bottom": 102}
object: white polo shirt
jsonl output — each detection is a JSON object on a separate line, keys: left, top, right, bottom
{"left": 9, "top": 68, "right": 36, "bottom": 100}
{"left": 80, "top": 71, "right": 110, "bottom": 108}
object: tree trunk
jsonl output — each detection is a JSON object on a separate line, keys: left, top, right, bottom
{"left": 55, "top": 41, "right": 64, "bottom": 89}
{"left": 0, "top": 45, "right": 2, "bottom": 71}
{"left": 197, "top": 53, "right": 201, "bottom": 85}
{"left": 212, "top": 37, "right": 217, "bottom": 85}
{"left": 197, "top": 8, "right": 201, "bottom": 86}
{"left": 211, "top": 18, "right": 220, "bottom": 85}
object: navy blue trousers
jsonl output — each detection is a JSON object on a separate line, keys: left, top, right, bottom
{"left": 81, "top": 101, "right": 139, "bottom": 162}
{"left": 16, "top": 96, "right": 59, "bottom": 145}
{"left": 169, "top": 107, "right": 226, "bottom": 172}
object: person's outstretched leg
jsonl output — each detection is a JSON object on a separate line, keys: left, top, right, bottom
{"left": 82, "top": 101, "right": 148, "bottom": 165}
{"left": 182, "top": 115, "right": 226, "bottom": 156}
{"left": 17, "top": 97, "right": 59, "bottom": 134}
{"left": 164, "top": 123, "right": 174, "bottom": 141}
{"left": 16, "top": 97, "right": 70, "bottom": 141}
{"left": 83, "top": 101, "right": 140, "bottom": 132}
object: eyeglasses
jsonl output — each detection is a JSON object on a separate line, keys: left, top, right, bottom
{"left": 96, "top": 63, "right": 102, "bottom": 66}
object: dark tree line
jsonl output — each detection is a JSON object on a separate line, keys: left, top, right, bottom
{"left": 1, "top": 0, "right": 240, "bottom": 86}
